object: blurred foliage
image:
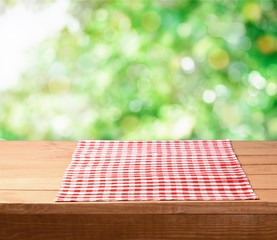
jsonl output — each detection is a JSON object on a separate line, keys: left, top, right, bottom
{"left": 0, "top": 0, "right": 276, "bottom": 140}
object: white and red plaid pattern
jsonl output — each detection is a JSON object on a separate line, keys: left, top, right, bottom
{"left": 56, "top": 140, "right": 258, "bottom": 201}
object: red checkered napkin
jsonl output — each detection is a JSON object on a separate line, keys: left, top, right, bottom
{"left": 56, "top": 140, "right": 258, "bottom": 201}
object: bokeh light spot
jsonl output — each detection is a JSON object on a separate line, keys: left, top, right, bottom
{"left": 52, "top": 115, "right": 71, "bottom": 137}
{"left": 172, "top": 116, "right": 195, "bottom": 138}
{"left": 202, "top": 90, "right": 216, "bottom": 104}
{"left": 208, "top": 49, "right": 229, "bottom": 70}
{"left": 215, "top": 84, "right": 229, "bottom": 97}
{"left": 243, "top": 3, "right": 262, "bottom": 22}
{"left": 248, "top": 71, "right": 266, "bottom": 89}
{"left": 257, "top": 35, "right": 276, "bottom": 54}
{"left": 120, "top": 115, "right": 140, "bottom": 132}
{"left": 192, "top": 37, "right": 214, "bottom": 62}
{"left": 129, "top": 99, "right": 142, "bottom": 113}
{"left": 177, "top": 23, "right": 192, "bottom": 38}
{"left": 207, "top": 20, "right": 246, "bottom": 45}
{"left": 120, "top": 31, "right": 140, "bottom": 56}
{"left": 141, "top": 12, "right": 161, "bottom": 32}
{"left": 111, "top": 12, "right": 131, "bottom": 31}
{"left": 180, "top": 56, "right": 195, "bottom": 74}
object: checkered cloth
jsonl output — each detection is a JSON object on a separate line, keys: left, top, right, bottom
{"left": 56, "top": 140, "right": 258, "bottom": 201}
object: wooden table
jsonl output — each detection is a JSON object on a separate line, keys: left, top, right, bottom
{"left": 0, "top": 141, "right": 276, "bottom": 240}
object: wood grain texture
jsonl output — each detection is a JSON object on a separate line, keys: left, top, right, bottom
{"left": 234, "top": 148, "right": 277, "bottom": 155}
{"left": 1, "top": 200, "right": 277, "bottom": 215}
{"left": 1, "top": 214, "right": 277, "bottom": 240}
{"left": 231, "top": 141, "right": 277, "bottom": 148}
{"left": 0, "top": 141, "right": 276, "bottom": 239}
{"left": 0, "top": 141, "right": 276, "bottom": 202}
{"left": 243, "top": 165, "right": 277, "bottom": 174}
{"left": 238, "top": 156, "right": 277, "bottom": 165}
{"left": 248, "top": 174, "right": 277, "bottom": 189}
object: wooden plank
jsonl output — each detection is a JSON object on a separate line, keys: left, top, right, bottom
{"left": 232, "top": 141, "right": 277, "bottom": 155}
{"left": 231, "top": 141, "right": 277, "bottom": 148}
{"left": 1, "top": 142, "right": 276, "bottom": 167}
{"left": 0, "top": 190, "right": 277, "bottom": 215}
{"left": 235, "top": 148, "right": 277, "bottom": 156}
{"left": 1, "top": 199, "right": 277, "bottom": 215}
{"left": 5, "top": 165, "right": 275, "bottom": 182}
{"left": 0, "top": 169, "right": 64, "bottom": 178}
{"left": 248, "top": 175, "right": 277, "bottom": 189}
{"left": 243, "top": 165, "right": 277, "bottom": 175}
{"left": 255, "top": 190, "right": 277, "bottom": 202}
{"left": 1, "top": 142, "right": 276, "bottom": 160}
{"left": 0, "top": 177, "right": 61, "bottom": 190}
{"left": 0, "top": 141, "right": 277, "bottom": 216}
{"left": 0, "top": 142, "right": 75, "bottom": 160}
{"left": 238, "top": 156, "right": 277, "bottom": 165}
{"left": 1, "top": 214, "right": 277, "bottom": 240}
{"left": 1, "top": 142, "right": 276, "bottom": 171}
{"left": 0, "top": 141, "right": 76, "bottom": 149}
{"left": 0, "top": 190, "right": 56, "bottom": 203}
{"left": 0, "top": 159, "right": 69, "bottom": 170}
{"left": 1, "top": 172, "right": 276, "bottom": 190}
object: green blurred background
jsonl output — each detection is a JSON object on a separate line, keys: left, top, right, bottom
{"left": 0, "top": 0, "right": 276, "bottom": 140}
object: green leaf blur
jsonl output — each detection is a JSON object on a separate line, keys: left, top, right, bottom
{"left": 0, "top": 0, "right": 276, "bottom": 140}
